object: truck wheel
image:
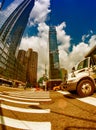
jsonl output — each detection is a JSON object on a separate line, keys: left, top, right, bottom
{"left": 76, "top": 79, "right": 95, "bottom": 97}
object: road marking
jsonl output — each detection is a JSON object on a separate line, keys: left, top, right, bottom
{"left": 0, "top": 104, "right": 50, "bottom": 113}
{"left": 58, "top": 91, "right": 70, "bottom": 95}
{"left": 58, "top": 91, "right": 96, "bottom": 106}
{"left": 77, "top": 97, "right": 96, "bottom": 106}
{"left": 0, "top": 97, "right": 39, "bottom": 105}
{"left": 3, "top": 91, "right": 50, "bottom": 98}
{"left": 0, "top": 94, "right": 51, "bottom": 101}
{"left": 0, "top": 115, "right": 51, "bottom": 130}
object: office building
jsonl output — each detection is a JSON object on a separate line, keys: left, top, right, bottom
{"left": 49, "top": 26, "right": 61, "bottom": 79}
{"left": 0, "top": 0, "right": 35, "bottom": 82}
{"left": 0, "top": 0, "right": 35, "bottom": 55}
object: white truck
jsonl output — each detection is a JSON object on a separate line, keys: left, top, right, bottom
{"left": 62, "top": 50, "right": 96, "bottom": 97}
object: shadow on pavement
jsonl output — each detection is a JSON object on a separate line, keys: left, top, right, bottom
{"left": 51, "top": 110, "right": 96, "bottom": 130}
{"left": 29, "top": 105, "right": 42, "bottom": 109}
{"left": 51, "top": 110, "right": 96, "bottom": 124}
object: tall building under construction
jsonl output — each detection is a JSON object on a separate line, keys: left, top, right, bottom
{"left": 49, "top": 26, "right": 61, "bottom": 79}
{"left": 0, "top": 0, "right": 35, "bottom": 82}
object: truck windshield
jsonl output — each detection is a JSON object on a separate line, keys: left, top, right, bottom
{"left": 77, "top": 58, "right": 88, "bottom": 70}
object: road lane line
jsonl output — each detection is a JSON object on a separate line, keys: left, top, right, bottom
{"left": 0, "top": 97, "right": 39, "bottom": 105}
{"left": 0, "top": 115, "right": 51, "bottom": 130}
{"left": 58, "top": 91, "right": 70, "bottom": 95}
{"left": 77, "top": 97, "right": 96, "bottom": 106}
{"left": 58, "top": 91, "right": 96, "bottom": 106}
{"left": 0, "top": 104, "right": 50, "bottom": 113}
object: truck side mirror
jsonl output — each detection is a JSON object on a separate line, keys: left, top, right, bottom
{"left": 71, "top": 67, "right": 76, "bottom": 77}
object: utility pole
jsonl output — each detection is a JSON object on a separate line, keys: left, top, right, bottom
{"left": 43, "top": 64, "right": 48, "bottom": 91}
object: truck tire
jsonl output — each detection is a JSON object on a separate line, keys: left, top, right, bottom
{"left": 76, "top": 79, "right": 95, "bottom": 97}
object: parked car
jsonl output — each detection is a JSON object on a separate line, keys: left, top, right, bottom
{"left": 53, "top": 85, "right": 61, "bottom": 91}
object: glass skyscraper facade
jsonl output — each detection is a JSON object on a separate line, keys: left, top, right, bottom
{"left": 0, "top": 0, "right": 35, "bottom": 55}
{"left": 49, "top": 26, "right": 61, "bottom": 79}
{"left": 0, "top": 0, "right": 35, "bottom": 81}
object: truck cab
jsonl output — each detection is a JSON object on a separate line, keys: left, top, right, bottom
{"left": 62, "top": 56, "right": 96, "bottom": 97}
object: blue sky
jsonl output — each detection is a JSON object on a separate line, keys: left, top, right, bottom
{"left": 50, "top": 0, "right": 96, "bottom": 45}
{"left": 1, "top": 0, "right": 96, "bottom": 44}
{"left": 0, "top": 0, "right": 96, "bottom": 77}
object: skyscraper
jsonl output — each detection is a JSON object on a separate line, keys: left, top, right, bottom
{"left": 49, "top": 26, "right": 61, "bottom": 79}
{"left": 17, "top": 48, "right": 38, "bottom": 86}
{"left": 0, "top": 0, "right": 35, "bottom": 55}
{"left": 0, "top": 0, "right": 35, "bottom": 82}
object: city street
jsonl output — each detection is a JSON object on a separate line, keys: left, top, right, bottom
{"left": 0, "top": 86, "right": 96, "bottom": 130}
{"left": 1, "top": 1, "right": 96, "bottom": 130}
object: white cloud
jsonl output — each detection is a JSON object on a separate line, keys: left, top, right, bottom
{"left": 56, "top": 22, "right": 71, "bottom": 51}
{"left": 60, "top": 42, "right": 90, "bottom": 72}
{"left": 89, "top": 35, "right": 96, "bottom": 48}
{"left": 59, "top": 37, "right": 96, "bottom": 73}
{"left": 82, "top": 30, "right": 94, "bottom": 42}
{"left": 82, "top": 34, "right": 89, "bottom": 42}
{"left": 29, "top": 0, "right": 51, "bottom": 26}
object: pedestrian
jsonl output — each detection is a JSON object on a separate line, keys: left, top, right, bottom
{"left": 24, "top": 81, "right": 27, "bottom": 90}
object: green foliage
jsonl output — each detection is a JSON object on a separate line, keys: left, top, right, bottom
{"left": 26, "top": 82, "right": 32, "bottom": 88}
{"left": 38, "top": 77, "right": 44, "bottom": 83}
{"left": 38, "top": 75, "right": 48, "bottom": 84}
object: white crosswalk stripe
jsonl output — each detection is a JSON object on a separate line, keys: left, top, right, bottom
{"left": 58, "top": 90, "right": 96, "bottom": 106}
{"left": 0, "top": 94, "right": 52, "bottom": 101}
{"left": 0, "top": 97, "right": 40, "bottom": 105}
{"left": 0, "top": 104, "right": 50, "bottom": 113}
{"left": 3, "top": 91, "right": 50, "bottom": 98}
{"left": 0, "top": 115, "right": 51, "bottom": 130}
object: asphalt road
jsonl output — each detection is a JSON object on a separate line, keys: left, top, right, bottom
{"left": 41, "top": 91, "right": 96, "bottom": 130}
{"left": 0, "top": 87, "right": 96, "bottom": 130}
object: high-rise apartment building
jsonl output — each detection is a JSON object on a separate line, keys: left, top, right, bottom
{"left": 17, "top": 49, "right": 38, "bottom": 86}
{"left": 26, "top": 49, "right": 38, "bottom": 86}
{"left": 49, "top": 26, "right": 61, "bottom": 79}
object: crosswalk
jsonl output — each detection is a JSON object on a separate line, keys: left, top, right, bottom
{"left": 0, "top": 90, "right": 51, "bottom": 130}
{"left": 1, "top": 89, "right": 96, "bottom": 129}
